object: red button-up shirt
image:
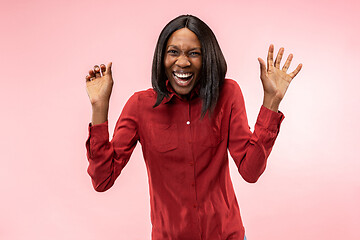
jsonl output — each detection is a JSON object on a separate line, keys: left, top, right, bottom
{"left": 86, "top": 79, "right": 284, "bottom": 240}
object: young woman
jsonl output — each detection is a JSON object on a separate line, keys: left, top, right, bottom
{"left": 85, "top": 15, "right": 302, "bottom": 240}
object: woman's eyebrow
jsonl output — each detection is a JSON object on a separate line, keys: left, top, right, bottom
{"left": 167, "top": 45, "right": 201, "bottom": 51}
{"left": 167, "top": 45, "right": 179, "bottom": 49}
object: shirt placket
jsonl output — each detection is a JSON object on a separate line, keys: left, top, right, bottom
{"left": 186, "top": 99, "right": 202, "bottom": 239}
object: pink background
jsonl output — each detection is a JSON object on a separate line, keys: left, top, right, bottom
{"left": 1, "top": 0, "right": 359, "bottom": 239}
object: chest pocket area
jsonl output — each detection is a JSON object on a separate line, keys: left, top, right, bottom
{"left": 148, "top": 123, "right": 178, "bottom": 152}
{"left": 194, "top": 111, "right": 223, "bottom": 148}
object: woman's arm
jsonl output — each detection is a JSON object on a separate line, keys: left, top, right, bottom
{"left": 85, "top": 63, "right": 139, "bottom": 192}
{"left": 229, "top": 45, "right": 301, "bottom": 183}
{"left": 85, "top": 95, "right": 139, "bottom": 192}
{"left": 228, "top": 83, "right": 284, "bottom": 183}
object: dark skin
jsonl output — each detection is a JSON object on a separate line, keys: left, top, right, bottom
{"left": 258, "top": 44, "right": 302, "bottom": 111}
{"left": 85, "top": 62, "right": 113, "bottom": 125}
{"left": 163, "top": 28, "right": 202, "bottom": 98}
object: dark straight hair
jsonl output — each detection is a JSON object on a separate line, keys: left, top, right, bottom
{"left": 151, "top": 15, "right": 227, "bottom": 117}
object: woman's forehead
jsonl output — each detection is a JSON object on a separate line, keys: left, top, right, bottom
{"left": 166, "top": 28, "right": 201, "bottom": 49}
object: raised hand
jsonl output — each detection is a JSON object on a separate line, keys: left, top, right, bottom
{"left": 85, "top": 62, "right": 113, "bottom": 106}
{"left": 258, "top": 44, "right": 302, "bottom": 112}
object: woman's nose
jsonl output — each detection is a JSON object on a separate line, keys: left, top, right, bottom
{"left": 175, "top": 55, "right": 191, "bottom": 67}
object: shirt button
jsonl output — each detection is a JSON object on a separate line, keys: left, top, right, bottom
{"left": 186, "top": 121, "right": 190, "bottom": 125}
{"left": 189, "top": 162, "right": 194, "bottom": 166}
{"left": 193, "top": 204, "right": 197, "bottom": 208}
{"left": 191, "top": 182, "right": 195, "bottom": 187}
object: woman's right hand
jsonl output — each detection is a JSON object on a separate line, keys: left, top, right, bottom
{"left": 85, "top": 62, "right": 113, "bottom": 107}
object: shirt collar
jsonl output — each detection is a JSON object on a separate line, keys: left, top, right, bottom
{"left": 162, "top": 80, "right": 200, "bottom": 104}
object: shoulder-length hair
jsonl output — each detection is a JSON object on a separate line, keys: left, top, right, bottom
{"left": 152, "top": 14, "right": 227, "bottom": 117}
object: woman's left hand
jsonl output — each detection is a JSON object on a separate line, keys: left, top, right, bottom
{"left": 258, "top": 44, "right": 302, "bottom": 112}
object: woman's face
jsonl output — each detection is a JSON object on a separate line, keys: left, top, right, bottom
{"left": 164, "top": 28, "right": 202, "bottom": 97}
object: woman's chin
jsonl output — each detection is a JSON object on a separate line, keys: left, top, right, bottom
{"left": 170, "top": 81, "right": 192, "bottom": 96}
{"left": 173, "top": 87, "right": 192, "bottom": 96}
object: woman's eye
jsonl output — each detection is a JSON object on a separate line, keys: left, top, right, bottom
{"left": 190, "top": 52, "right": 201, "bottom": 56}
{"left": 167, "top": 50, "right": 178, "bottom": 55}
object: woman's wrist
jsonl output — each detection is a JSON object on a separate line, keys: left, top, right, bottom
{"left": 262, "top": 94, "right": 281, "bottom": 112}
{"left": 91, "top": 102, "right": 109, "bottom": 125}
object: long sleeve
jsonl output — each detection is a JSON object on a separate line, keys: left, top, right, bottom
{"left": 228, "top": 83, "right": 285, "bottom": 183}
{"left": 85, "top": 93, "right": 140, "bottom": 192}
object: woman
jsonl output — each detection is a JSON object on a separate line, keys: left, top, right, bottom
{"left": 85, "top": 15, "right": 302, "bottom": 240}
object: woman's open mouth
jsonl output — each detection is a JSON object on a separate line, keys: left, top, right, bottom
{"left": 172, "top": 72, "right": 194, "bottom": 87}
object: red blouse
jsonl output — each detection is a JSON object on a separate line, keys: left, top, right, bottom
{"left": 86, "top": 79, "right": 285, "bottom": 240}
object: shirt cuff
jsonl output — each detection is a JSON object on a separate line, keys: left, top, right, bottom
{"left": 88, "top": 120, "right": 109, "bottom": 142}
{"left": 256, "top": 105, "right": 285, "bottom": 133}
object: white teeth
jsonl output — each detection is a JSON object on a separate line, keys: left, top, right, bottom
{"left": 174, "top": 72, "right": 193, "bottom": 78}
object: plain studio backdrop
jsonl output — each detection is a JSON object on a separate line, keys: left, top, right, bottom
{"left": 0, "top": 0, "right": 359, "bottom": 239}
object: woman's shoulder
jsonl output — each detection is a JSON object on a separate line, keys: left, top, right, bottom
{"left": 132, "top": 88, "right": 156, "bottom": 99}
{"left": 221, "top": 78, "right": 243, "bottom": 95}
{"left": 125, "top": 88, "right": 155, "bottom": 101}
{"left": 125, "top": 88, "right": 157, "bottom": 108}
{"left": 224, "top": 78, "right": 241, "bottom": 86}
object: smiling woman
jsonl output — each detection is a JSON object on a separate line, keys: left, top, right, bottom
{"left": 85, "top": 14, "right": 301, "bottom": 240}
{"left": 164, "top": 28, "right": 202, "bottom": 96}
{"left": 151, "top": 15, "right": 227, "bottom": 117}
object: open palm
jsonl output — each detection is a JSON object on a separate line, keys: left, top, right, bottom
{"left": 258, "top": 44, "right": 302, "bottom": 103}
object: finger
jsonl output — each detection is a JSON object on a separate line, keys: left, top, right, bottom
{"left": 86, "top": 74, "right": 96, "bottom": 82}
{"left": 289, "top": 63, "right": 303, "bottom": 79}
{"left": 267, "top": 44, "right": 274, "bottom": 69}
{"left": 282, "top": 54, "right": 293, "bottom": 72}
{"left": 100, "top": 64, "right": 106, "bottom": 76}
{"left": 258, "top": 57, "right": 267, "bottom": 77}
{"left": 89, "top": 69, "right": 96, "bottom": 78}
{"left": 93, "top": 65, "right": 101, "bottom": 77}
{"left": 274, "top": 47, "right": 284, "bottom": 69}
{"left": 85, "top": 75, "right": 91, "bottom": 82}
{"left": 104, "top": 62, "right": 112, "bottom": 75}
